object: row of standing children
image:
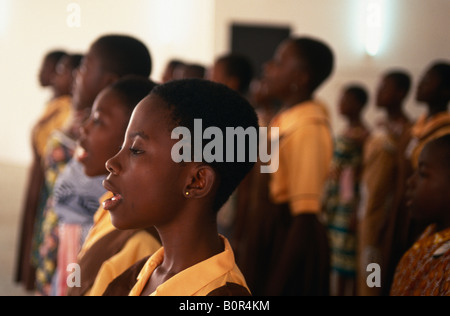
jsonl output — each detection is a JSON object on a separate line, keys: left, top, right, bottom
{"left": 16, "top": 33, "right": 450, "bottom": 296}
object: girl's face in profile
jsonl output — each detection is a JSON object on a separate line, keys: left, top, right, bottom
{"left": 76, "top": 88, "right": 130, "bottom": 177}
{"left": 102, "top": 94, "right": 188, "bottom": 230}
{"left": 406, "top": 143, "right": 450, "bottom": 226}
{"left": 262, "top": 40, "right": 303, "bottom": 99}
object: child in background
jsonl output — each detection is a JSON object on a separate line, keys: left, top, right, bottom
{"left": 102, "top": 79, "right": 258, "bottom": 296}
{"left": 35, "top": 34, "right": 153, "bottom": 295}
{"left": 357, "top": 70, "right": 412, "bottom": 296}
{"left": 405, "top": 61, "right": 450, "bottom": 168}
{"left": 208, "top": 53, "right": 254, "bottom": 96}
{"left": 65, "top": 76, "right": 160, "bottom": 296}
{"left": 231, "top": 77, "right": 281, "bottom": 289}
{"left": 390, "top": 135, "right": 450, "bottom": 296}
{"left": 15, "top": 51, "right": 78, "bottom": 291}
{"left": 208, "top": 52, "right": 254, "bottom": 241}
{"left": 260, "top": 37, "right": 334, "bottom": 296}
{"left": 161, "top": 59, "right": 184, "bottom": 83}
{"left": 323, "top": 84, "right": 370, "bottom": 296}
{"left": 384, "top": 61, "right": 450, "bottom": 293}
{"left": 31, "top": 52, "right": 84, "bottom": 260}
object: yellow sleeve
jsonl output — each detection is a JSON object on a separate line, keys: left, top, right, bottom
{"left": 88, "top": 231, "right": 161, "bottom": 296}
{"left": 270, "top": 123, "right": 333, "bottom": 215}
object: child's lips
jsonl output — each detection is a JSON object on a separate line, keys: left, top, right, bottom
{"left": 102, "top": 179, "right": 123, "bottom": 211}
{"left": 75, "top": 145, "right": 89, "bottom": 162}
{"left": 103, "top": 193, "right": 123, "bottom": 211}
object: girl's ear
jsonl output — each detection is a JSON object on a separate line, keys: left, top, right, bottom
{"left": 183, "top": 164, "right": 217, "bottom": 199}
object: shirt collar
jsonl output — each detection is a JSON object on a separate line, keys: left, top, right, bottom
{"left": 130, "top": 235, "right": 236, "bottom": 296}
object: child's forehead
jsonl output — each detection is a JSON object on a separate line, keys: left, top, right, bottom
{"left": 131, "top": 95, "right": 172, "bottom": 127}
{"left": 421, "top": 142, "right": 450, "bottom": 167}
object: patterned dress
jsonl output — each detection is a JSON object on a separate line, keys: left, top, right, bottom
{"left": 390, "top": 225, "right": 450, "bottom": 296}
{"left": 323, "top": 131, "right": 366, "bottom": 277}
{"left": 34, "top": 130, "right": 76, "bottom": 295}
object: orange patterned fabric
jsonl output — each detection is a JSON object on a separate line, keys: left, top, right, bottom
{"left": 390, "top": 225, "right": 450, "bottom": 296}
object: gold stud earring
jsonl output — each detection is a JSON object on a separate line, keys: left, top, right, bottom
{"left": 185, "top": 191, "right": 190, "bottom": 196}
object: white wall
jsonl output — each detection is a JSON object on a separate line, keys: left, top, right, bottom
{"left": 0, "top": 0, "right": 215, "bottom": 166}
{"left": 1, "top": 0, "right": 449, "bottom": 166}
{"left": 214, "top": 0, "right": 450, "bottom": 135}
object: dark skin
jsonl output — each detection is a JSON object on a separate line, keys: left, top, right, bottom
{"left": 339, "top": 90, "right": 370, "bottom": 140}
{"left": 76, "top": 88, "right": 131, "bottom": 177}
{"left": 405, "top": 142, "right": 450, "bottom": 232}
{"left": 38, "top": 55, "right": 59, "bottom": 88}
{"left": 68, "top": 43, "right": 120, "bottom": 140}
{"left": 52, "top": 56, "right": 76, "bottom": 98}
{"left": 376, "top": 75, "right": 410, "bottom": 124}
{"left": 208, "top": 60, "right": 240, "bottom": 92}
{"left": 263, "top": 39, "right": 312, "bottom": 110}
{"left": 262, "top": 39, "right": 327, "bottom": 294}
{"left": 416, "top": 67, "right": 449, "bottom": 118}
{"left": 72, "top": 44, "right": 119, "bottom": 112}
{"left": 103, "top": 95, "right": 223, "bottom": 295}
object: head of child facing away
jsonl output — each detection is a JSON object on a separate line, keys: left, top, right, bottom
{"left": 102, "top": 79, "right": 259, "bottom": 294}
{"left": 76, "top": 76, "right": 157, "bottom": 177}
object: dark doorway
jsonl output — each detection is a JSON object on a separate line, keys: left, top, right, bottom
{"left": 230, "top": 23, "right": 291, "bottom": 78}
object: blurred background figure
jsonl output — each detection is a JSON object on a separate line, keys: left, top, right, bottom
{"left": 322, "top": 84, "right": 370, "bottom": 296}
{"left": 161, "top": 59, "right": 184, "bottom": 83}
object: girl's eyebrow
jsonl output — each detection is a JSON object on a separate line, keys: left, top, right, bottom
{"left": 129, "top": 131, "right": 149, "bottom": 140}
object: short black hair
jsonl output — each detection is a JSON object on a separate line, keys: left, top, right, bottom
{"left": 91, "top": 34, "right": 152, "bottom": 78}
{"left": 151, "top": 79, "right": 259, "bottom": 211}
{"left": 45, "top": 50, "right": 67, "bottom": 64}
{"left": 385, "top": 70, "right": 412, "bottom": 95}
{"left": 290, "top": 37, "right": 334, "bottom": 91}
{"left": 216, "top": 53, "right": 254, "bottom": 94}
{"left": 66, "top": 53, "right": 84, "bottom": 70}
{"left": 345, "top": 84, "right": 369, "bottom": 107}
{"left": 167, "top": 59, "right": 184, "bottom": 70}
{"left": 429, "top": 61, "right": 450, "bottom": 90}
{"left": 109, "top": 75, "right": 158, "bottom": 113}
{"left": 184, "top": 64, "right": 206, "bottom": 79}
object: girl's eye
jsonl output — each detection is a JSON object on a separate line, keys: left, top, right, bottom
{"left": 91, "top": 112, "right": 102, "bottom": 125}
{"left": 129, "top": 147, "right": 144, "bottom": 155}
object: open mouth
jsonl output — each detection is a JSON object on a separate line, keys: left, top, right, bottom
{"left": 102, "top": 179, "right": 123, "bottom": 211}
{"left": 75, "top": 144, "right": 89, "bottom": 162}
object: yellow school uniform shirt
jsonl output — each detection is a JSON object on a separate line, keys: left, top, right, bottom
{"left": 407, "top": 112, "right": 450, "bottom": 169}
{"left": 268, "top": 100, "right": 333, "bottom": 215}
{"left": 78, "top": 192, "right": 161, "bottom": 296}
{"left": 32, "top": 95, "right": 72, "bottom": 158}
{"left": 128, "top": 236, "right": 249, "bottom": 296}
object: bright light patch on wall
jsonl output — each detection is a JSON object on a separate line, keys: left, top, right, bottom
{"left": 154, "top": 0, "right": 193, "bottom": 45}
{"left": 365, "top": 0, "right": 383, "bottom": 56}
{"left": 0, "top": 0, "right": 11, "bottom": 37}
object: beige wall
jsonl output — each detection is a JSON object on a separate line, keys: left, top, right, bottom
{"left": 215, "top": 0, "right": 450, "bottom": 133}
{"left": 1, "top": 0, "right": 449, "bottom": 166}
